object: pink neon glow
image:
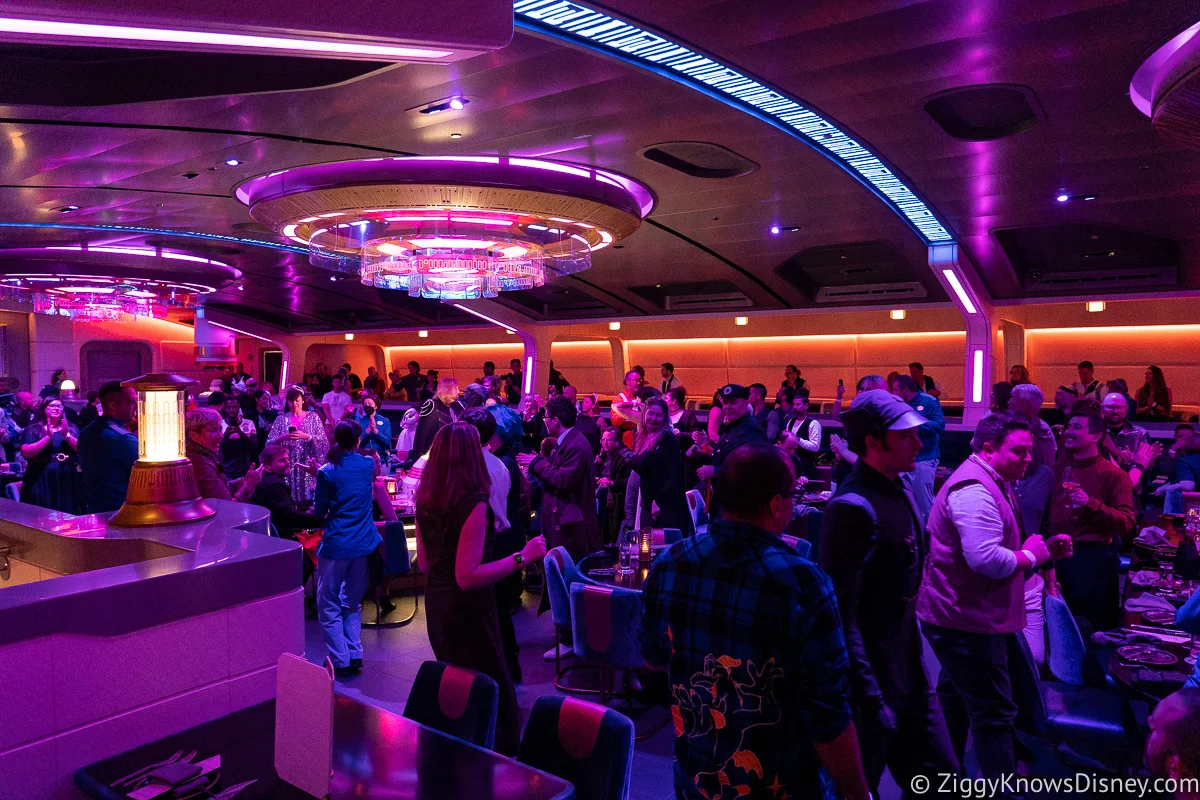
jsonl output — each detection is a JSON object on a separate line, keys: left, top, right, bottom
{"left": 408, "top": 238, "right": 498, "bottom": 249}
{"left": 45, "top": 245, "right": 232, "bottom": 269}
{"left": 450, "top": 302, "right": 516, "bottom": 332}
{"left": 399, "top": 156, "right": 500, "bottom": 164}
{"left": 0, "top": 17, "right": 452, "bottom": 60}
{"left": 449, "top": 216, "right": 516, "bottom": 226}
{"left": 525, "top": 355, "right": 533, "bottom": 394}
{"left": 510, "top": 158, "right": 592, "bottom": 178}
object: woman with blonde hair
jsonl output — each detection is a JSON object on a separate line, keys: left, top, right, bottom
{"left": 415, "top": 422, "right": 546, "bottom": 755}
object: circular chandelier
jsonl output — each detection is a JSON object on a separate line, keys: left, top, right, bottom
{"left": 236, "top": 156, "right": 654, "bottom": 300}
{"left": 0, "top": 246, "right": 239, "bottom": 322}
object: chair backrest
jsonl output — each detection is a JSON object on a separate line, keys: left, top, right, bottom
{"left": 518, "top": 696, "right": 634, "bottom": 800}
{"left": 374, "top": 520, "right": 411, "bottom": 576}
{"left": 1044, "top": 593, "right": 1086, "bottom": 685}
{"left": 780, "top": 534, "right": 812, "bottom": 560}
{"left": 403, "top": 661, "right": 499, "bottom": 749}
{"left": 650, "top": 528, "right": 682, "bottom": 546}
{"left": 570, "top": 583, "right": 645, "bottom": 670}
{"left": 3, "top": 481, "right": 20, "bottom": 502}
{"left": 544, "top": 546, "right": 580, "bottom": 628}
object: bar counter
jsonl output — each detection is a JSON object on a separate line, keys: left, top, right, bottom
{"left": 0, "top": 499, "right": 305, "bottom": 800}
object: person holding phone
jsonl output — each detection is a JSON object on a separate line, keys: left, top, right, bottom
{"left": 267, "top": 386, "right": 329, "bottom": 504}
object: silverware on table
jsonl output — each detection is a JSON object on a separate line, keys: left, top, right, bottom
{"left": 211, "top": 778, "right": 258, "bottom": 800}
{"left": 112, "top": 749, "right": 198, "bottom": 788}
{"left": 108, "top": 749, "right": 184, "bottom": 788}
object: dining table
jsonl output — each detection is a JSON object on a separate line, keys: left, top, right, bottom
{"left": 75, "top": 695, "right": 575, "bottom": 800}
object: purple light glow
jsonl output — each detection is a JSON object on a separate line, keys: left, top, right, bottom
{"left": 0, "top": 16, "right": 453, "bottom": 59}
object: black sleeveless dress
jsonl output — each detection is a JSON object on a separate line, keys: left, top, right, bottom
{"left": 418, "top": 494, "right": 521, "bottom": 754}
{"left": 20, "top": 423, "right": 84, "bottom": 514}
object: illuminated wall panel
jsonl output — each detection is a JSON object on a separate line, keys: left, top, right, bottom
{"left": 550, "top": 341, "right": 612, "bottom": 395}
{"left": 385, "top": 343, "right": 523, "bottom": 388}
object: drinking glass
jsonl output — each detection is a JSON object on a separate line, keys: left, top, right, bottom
{"left": 1062, "top": 465, "right": 1083, "bottom": 510}
{"left": 618, "top": 528, "right": 637, "bottom": 574}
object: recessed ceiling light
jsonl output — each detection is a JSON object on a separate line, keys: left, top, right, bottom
{"left": 55, "top": 205, "right": 79, "bottom": 213}
{"left": 344, "top": 333, "right": 354, "bottom": 340}
{"left": 769, "top": 225, "right": 781, "bottom": 235}
{"left": 1086, "top": 300, "right": 1106, "bottom": 312}
{"left": 890, "top": 309, "right": 906, "bottom": 320}
{"left": 450, "top": 132, "right": 463, "bottom": 139}
{"left": 418, "top": 330, "right": 428, "bottom": 338}
{"left": 225, "top": 159, "right": 241, "bottom": 166}
{"left": 734, "top": 316, "right": 748, "bottom": 326}
{"left": 449, "top": 97, "right": 465, "bottom": 111}
{"left": 608, "top": 321, "right": 621, "bottom": 331}
{"left": 329, "top": 276, "right": 337, "bottom": 282}
{"left": 1056, "top": 194, "right": 1069, "bottom": 202}
{"left": 236, "top": 285, "right": 243, "bottom": 291}
{"left": 1056, "top": 193, "right": 1097, "bottom": 202}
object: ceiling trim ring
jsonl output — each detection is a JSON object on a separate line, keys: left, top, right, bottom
{"left": 513, "top": 0, "right": 955, "bottom": 246}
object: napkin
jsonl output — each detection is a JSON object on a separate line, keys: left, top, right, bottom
{"left": 1131, "top": 570, "right": 1161, "bottom": 587}
{"left": 1135, "top": 526, "right": 1169, "bottom": 546}
{"left": 1090, "top": 629, "right": 1163, "bottom": 647}
{"left": 1124, "top": 593, "right": 1177, "bottom": 613}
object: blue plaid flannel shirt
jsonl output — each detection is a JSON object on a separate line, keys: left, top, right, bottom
{"left": 640, "top": 518, "right": 853, "bottom": 800}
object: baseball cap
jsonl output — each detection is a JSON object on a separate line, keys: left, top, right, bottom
{"left": 719, "top": 383, "right": 750, "bottom": 401}
{"left": 841, "top": 389, "right": 927, "bottom": 444}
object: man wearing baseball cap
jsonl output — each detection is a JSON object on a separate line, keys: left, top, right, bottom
{"left": 696, "top": 384, "right": 767, "bottom": 517}
{"left": 819, "top": 390, "right": 959, "bottom": 794}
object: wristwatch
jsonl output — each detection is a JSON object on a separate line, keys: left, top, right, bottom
{"left": 512, "top": 553, "right": 525, "bottom": 566}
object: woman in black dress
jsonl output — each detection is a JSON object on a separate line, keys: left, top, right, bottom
{"left": 414, "top": 423, "right": 546, "bottom": 755}
{"left": 20, "top": 398, "right": 83, "bottom": 513}
{"left": 630, "top": 398, "right": 693, "bottom": 534}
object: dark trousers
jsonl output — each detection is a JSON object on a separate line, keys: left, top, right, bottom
{"left": 856, "top": 681, "right": 960, "bottom": 797}
{"left": 924, "top": 623, "right": 1019, "bottom": 792}
{"left": 1056, "top": 540, "right": 1119, "bottom": 635}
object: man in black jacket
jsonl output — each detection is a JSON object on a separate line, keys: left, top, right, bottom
{"left": 404, "top": 378, "right": 461, "bottom": 469}
{"left": 696, "top": 384, "right": 766, "bottom": 518}
{"left": 818, "top": 390, "right": 958, "bottom": 794}
{"left": 251, "top": 445, "right": 324, "bottom": 538}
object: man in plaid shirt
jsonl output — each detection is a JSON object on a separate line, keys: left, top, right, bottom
{"left": 641, "top": 443, "right": 869, "bottom": 800}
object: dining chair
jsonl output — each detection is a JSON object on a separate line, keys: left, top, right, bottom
{"left": 544, "top": 547, "right": 599, "bottom": 694}
{"left": 518, "top": 696, "right": 634, "bottom": 800}
{"left": 363, "top": 520, "right": 418, "bottom": 627}
{"left": 403, "top": 661, "right": 499, "bottom": 749}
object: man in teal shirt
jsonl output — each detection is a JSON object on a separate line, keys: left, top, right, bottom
{"left": 894, "top": 375, "right": 944, "bottom": 522}
{"left": 77, "top": 381, "right": 139, "bottom": 513}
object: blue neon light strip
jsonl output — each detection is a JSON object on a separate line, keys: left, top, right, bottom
{"left": 0, "top": 222, "right": 308, "bottom": 254}
{"left": 514, "top": 0, "right": 954, "bottom": 245}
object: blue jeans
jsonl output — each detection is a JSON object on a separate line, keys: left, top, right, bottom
{"left": 316, "top": 555, "right": 369, "bottom": 669}
{"left": 904, "top": 459, "right": 938, "bottom": 523}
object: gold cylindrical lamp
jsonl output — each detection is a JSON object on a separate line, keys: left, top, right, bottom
{"left": 110, "top": 373, "right": 215, "bottom": 527}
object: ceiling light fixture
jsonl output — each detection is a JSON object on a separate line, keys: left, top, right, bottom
{"left": 418, "top": 330, "right": 429, "bottom": 338}
{"left": 608, "top": 321, "right": 621, "bottom": 331}
{"left": 1056, "top": 194, "right": 1069, "bottom": 203}
{"left": 734, "top": 316, "right": 749, "bottom": 326}
{"left": 0, "top": 16, "right": 453, "bottom": 60}
{"left": 344, "top": 333, "right": 354, "bottom": 340}
{"left": 225, "top": 159, "right": 241, "bottom": 167}
{"left": 450, "top": 133, "right": 463, "bottom": 139}
{"left": 449, "top": 97, "right": 465, "bottom": 111}
{"left": 0, "top": 274, "right": 203, "bottom": 322}
{"left": 514, "top": 0, "right": 953, "bottom": 245}
{"left": 1056, "top": 193, "right": 1097, "bottom": 202}
{"left": 890, "top": 309, "right": 906, "bottom": 320}
{"left": 239, "top": 155, "right": 652, "bottom": 301}
{"left": 57, "top": 205, "right": 80, "bottom": 213}
{"left": 1086, "top": 300, "right": 1106, "bottom": 312}
{"left": 769, "top": 226, "right": 781, "bottom": 235}
{"left": 941, "top": 269, "right": 978, "bottom": 314}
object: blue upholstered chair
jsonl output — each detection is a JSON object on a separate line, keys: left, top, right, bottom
{"left": 364, "top": 520, "right": 417, "bottom": 627}
{"left": 518, "top": 696, "right": 634, "bottom": 800}
{"left": 1044, "top": 593, "right": 1086, "bottom": 686}
{"left": 569, "top": 583, "right": 645, "bottom": 705}
{"left": 780, "top": 534, "right": 813, "bottom": 560}
{"left": 403, "top": 661, "right": 499, "bottom": 749}
{"left": 544, "top": 547, "right": 598, "bottom": 693}
{"left": 650, "top": 528, "right": 682, "bottom": 546}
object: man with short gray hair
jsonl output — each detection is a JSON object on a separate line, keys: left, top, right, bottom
{"left": 1008, "top": 383, "right": 1055, "bottom": 470}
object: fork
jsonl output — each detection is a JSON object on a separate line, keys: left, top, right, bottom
{"left": 113, "top": 749, "right": 198, "bottom": 788}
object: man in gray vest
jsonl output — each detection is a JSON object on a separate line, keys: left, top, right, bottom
{"left": 917, "top": 412, "right": 1073, "bottom": 793}
{"left": 820, "top": 390, "right": 959, "bottom": 796}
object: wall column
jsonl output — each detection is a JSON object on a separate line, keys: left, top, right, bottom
{"left": 999, "top": 319, "right": 1025, "bottom": 382}
{"left": 929, "top": 244, "right": 994, "bottom": 426}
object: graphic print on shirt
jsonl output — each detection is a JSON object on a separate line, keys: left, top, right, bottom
{"left": 671, "top": 653, "right": 785, "bottom": 799}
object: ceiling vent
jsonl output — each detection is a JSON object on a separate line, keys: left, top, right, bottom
{"left": 663, "top": 291, "right": 753, "bottom": 311}
{"left": 639, "top": 142, "right": 758, "bottom": 179}
{"left": 1023, "top": 266, "right": 1176, "bottom": 292}
{"left": 923, "top": 84, "right": 1042, "bottom": 141}
{"left": 815, "top": 282, "right": 928, "bottom": 303}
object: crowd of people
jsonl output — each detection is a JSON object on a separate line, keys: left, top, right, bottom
{"left": 3, "top": 353, "right": 1199, "bottom": 796}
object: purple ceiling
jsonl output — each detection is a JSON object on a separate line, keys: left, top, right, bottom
{"left": 0, "top": 0, "right": 1196, "bottom": 332}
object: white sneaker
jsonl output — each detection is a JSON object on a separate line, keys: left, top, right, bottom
{"left": 543, "top": 642, "right": 574, "bottom": 661}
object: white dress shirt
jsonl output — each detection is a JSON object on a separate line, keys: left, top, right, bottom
{"left": 483, "top": 447, "right": 511, "bottom": 532}
{"left": 786, "top": 416, "right": 822, "bottom": 453}
{"left": 946, "top": 455, "right": 1020, "bottom": 579}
